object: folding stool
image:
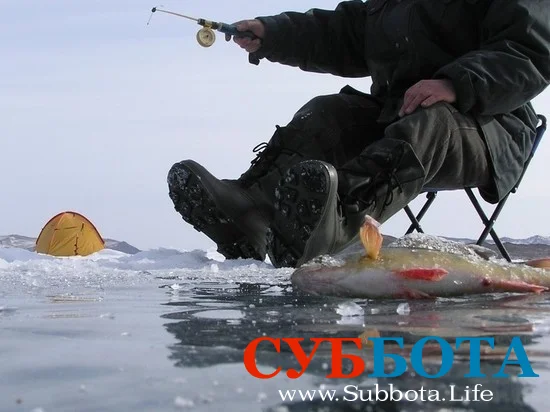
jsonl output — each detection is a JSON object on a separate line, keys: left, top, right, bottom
{"left": 403, "top": 114, "right": 547, "bottom": 262}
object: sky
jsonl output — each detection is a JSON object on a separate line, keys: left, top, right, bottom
{"left": 2, "top": 0, "right": 550, "bottom": 252}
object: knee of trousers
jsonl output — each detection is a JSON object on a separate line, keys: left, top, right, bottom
{"left": 287, "top": 94, "right": 373, "bottom": 153}
{"left": 290, "top": 94, "right": 353, "bottom": 128}
{"left": 384, "top": 102, "right": 457, "bottom": 147}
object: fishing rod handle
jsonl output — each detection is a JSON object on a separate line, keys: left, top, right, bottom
{"left": 217, "top": 23, "right": 258, "bottom": 39}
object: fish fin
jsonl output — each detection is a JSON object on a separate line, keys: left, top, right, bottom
{"left": 467, "top": 244, "right": 498, "bottom": 260}
{"left": 482, "top": 278, "right": 548, "bottom": 294}
{"left": 473, "top": 324, "right": 534, "bottom": 333}
{"left": 523, "top": 258, "right": 550, "bottom": 269}
{"left": 359, "top": 215, "right": 383, "bottom": 260}
{"left": 358, "top": 329, "right": 381, "bottom": 348}
{"left": 395, "top": 288, "right": 435, "bottom": 300}
{"left": 393, "top": 268, "right": 448, "bottom": 281}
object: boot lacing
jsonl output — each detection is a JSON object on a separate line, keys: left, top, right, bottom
{"left": 345, "top": 151, "right": 406, "bottom": 215}
{"left": 242, "top": 133, "right": 306, "bottom": 187}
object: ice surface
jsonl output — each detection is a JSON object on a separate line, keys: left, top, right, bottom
{"left": 396, "top": 302, "right": 411, "bottom": 315}
{"left": 0, "top": 246, "right": 291, "bottom": 296}
{"left": 174, "top": 396, "right": 194, "bottom": 409}
{"left": 335, "top": 301, "right": 365, "bottom": 317}
{"left": 2, "top": 239, "right": 550, "bottom": 412}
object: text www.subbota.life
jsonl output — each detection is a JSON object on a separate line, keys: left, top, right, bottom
{"left": 277, "top": 384, "right": 495, "bottom": 403}
{"left": 279, "top": 389, "right": 337, "bottom": 402}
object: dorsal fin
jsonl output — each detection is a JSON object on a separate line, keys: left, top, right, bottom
{"left": 359, "top": 216, "right": 383, "bottom": 260}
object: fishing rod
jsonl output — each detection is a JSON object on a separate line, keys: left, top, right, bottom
{"left": 148, "top": 7, "right": 259, "bottom": 48}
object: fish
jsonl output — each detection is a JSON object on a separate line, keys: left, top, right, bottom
{"left": 291, "top": 216, "right": 550, "bottom": 299}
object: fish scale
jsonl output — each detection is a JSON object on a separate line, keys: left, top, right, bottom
{"left": 292, "top": 224, "right": 550, "bottom": 299}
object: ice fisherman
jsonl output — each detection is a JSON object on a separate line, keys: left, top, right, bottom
{"left": 167, "top": 0, "right": 550, "bottom": 268}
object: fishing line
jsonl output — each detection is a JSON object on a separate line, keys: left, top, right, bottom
{"left": 146, "top": 6, "right": 258, "bottom": 48}
{"left": 149, "top": 7, "right": 199, "bottom": 24}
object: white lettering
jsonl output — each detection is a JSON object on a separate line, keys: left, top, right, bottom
{"left": 278, "top": 389, "right": 336, "bottom": 402}
{"left": 343, "top": 385, "right": 359, "bottom": 401}
{"left": 280, "top": 384, "right": 491, "bottom": 403}
{"left": 450, "top": 384, "right": 464, "bottom": 401}
{"left": 427, "top": 389, "right": 441, "bottom": 402}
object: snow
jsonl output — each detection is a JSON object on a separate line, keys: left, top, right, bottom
{"left": 0, "top": 234, "right": 36, "bottom": 250}
{"left": 446, "top": 234, "right": 550, "bottom": 246}
{"left": 0, "top": 245, "right": 292, "bottom": 296}
{"left": 1, "top": 230, "right": 549, "bottom": 299}
{"left": 0, "top": 234, "right": 141, "bottom": 254}
{"left": 500, "top": 235, "right": 550, "bottom": 245}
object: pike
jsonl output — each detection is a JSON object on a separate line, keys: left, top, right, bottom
{"left": 291, "top": 216, "right": 550, "bottom": 299}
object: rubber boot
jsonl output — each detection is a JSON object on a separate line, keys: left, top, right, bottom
{"left": 168, "top": 160, "right": 272, "bottom": 261}
{"left": 237, "top": 125, "right": 314, "bottom": 202}
{"left": 267, "top": 139, "right": 426, "bottom": 268}
{"left": 167, "top": 127, "right": 310, "bottom": 261}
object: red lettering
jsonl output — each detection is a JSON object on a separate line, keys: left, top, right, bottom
{"left": 243, "top": 337, "right": 282, "bottom": 379}
{"left": 325, "top": 338, "right": 365, "bottom": 378}
{"left": 244, "top": 337, "right": 366, "bottom": 380}
{"left": 284, "top": 338, "right": 325, "bottom": 379}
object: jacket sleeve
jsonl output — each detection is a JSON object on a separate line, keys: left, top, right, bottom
{"left": 435, "top": 0, "right": 550, "bottom": 115}
{"left": 249, "top": 1, "right": 369, "bottom": 77}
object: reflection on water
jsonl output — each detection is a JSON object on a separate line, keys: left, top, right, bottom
{"left": 3, "top": 266, "right": 549, "bottom": 411}
{"left": 162, "top": 282, "right": 550, "bottom": 411}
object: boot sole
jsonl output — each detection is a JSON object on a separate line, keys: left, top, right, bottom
{"left": 267, "top": 161, "right": 338, "bottom": 268}
{"left": 168, "top": 161, "right": 265, "bottom": 261}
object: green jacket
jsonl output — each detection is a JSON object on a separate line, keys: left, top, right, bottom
{"left": 250, "top": 0, "right": 550, "bottom": 203}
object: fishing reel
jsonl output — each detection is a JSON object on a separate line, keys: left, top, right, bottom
{"left": 196, "top": 27, "right": 216, "bottom": 48}
{"left": 149, "top": 7, "right": 258, "bottom": 48}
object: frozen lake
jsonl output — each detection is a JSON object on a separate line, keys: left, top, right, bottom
{"left": 1, "top": 245, "right": 550, "bottom": 411}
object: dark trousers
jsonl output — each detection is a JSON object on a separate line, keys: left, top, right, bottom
{"left": 278, "top": 87, "right": 492, "bottom": 195}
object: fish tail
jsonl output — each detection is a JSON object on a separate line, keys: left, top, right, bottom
{"left": 483, "top": 278, "right": 548, "bottom": 294}
{"left": 523, "top": 258, "right": 550, "bottom": 269}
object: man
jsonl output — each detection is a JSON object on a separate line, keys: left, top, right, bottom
{"left": 167, "top": 0, "right": 550, "bottom": 268}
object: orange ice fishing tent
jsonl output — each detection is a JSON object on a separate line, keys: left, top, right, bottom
{"left": 35, "top": 211, "right": 105, "bottom": 256}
